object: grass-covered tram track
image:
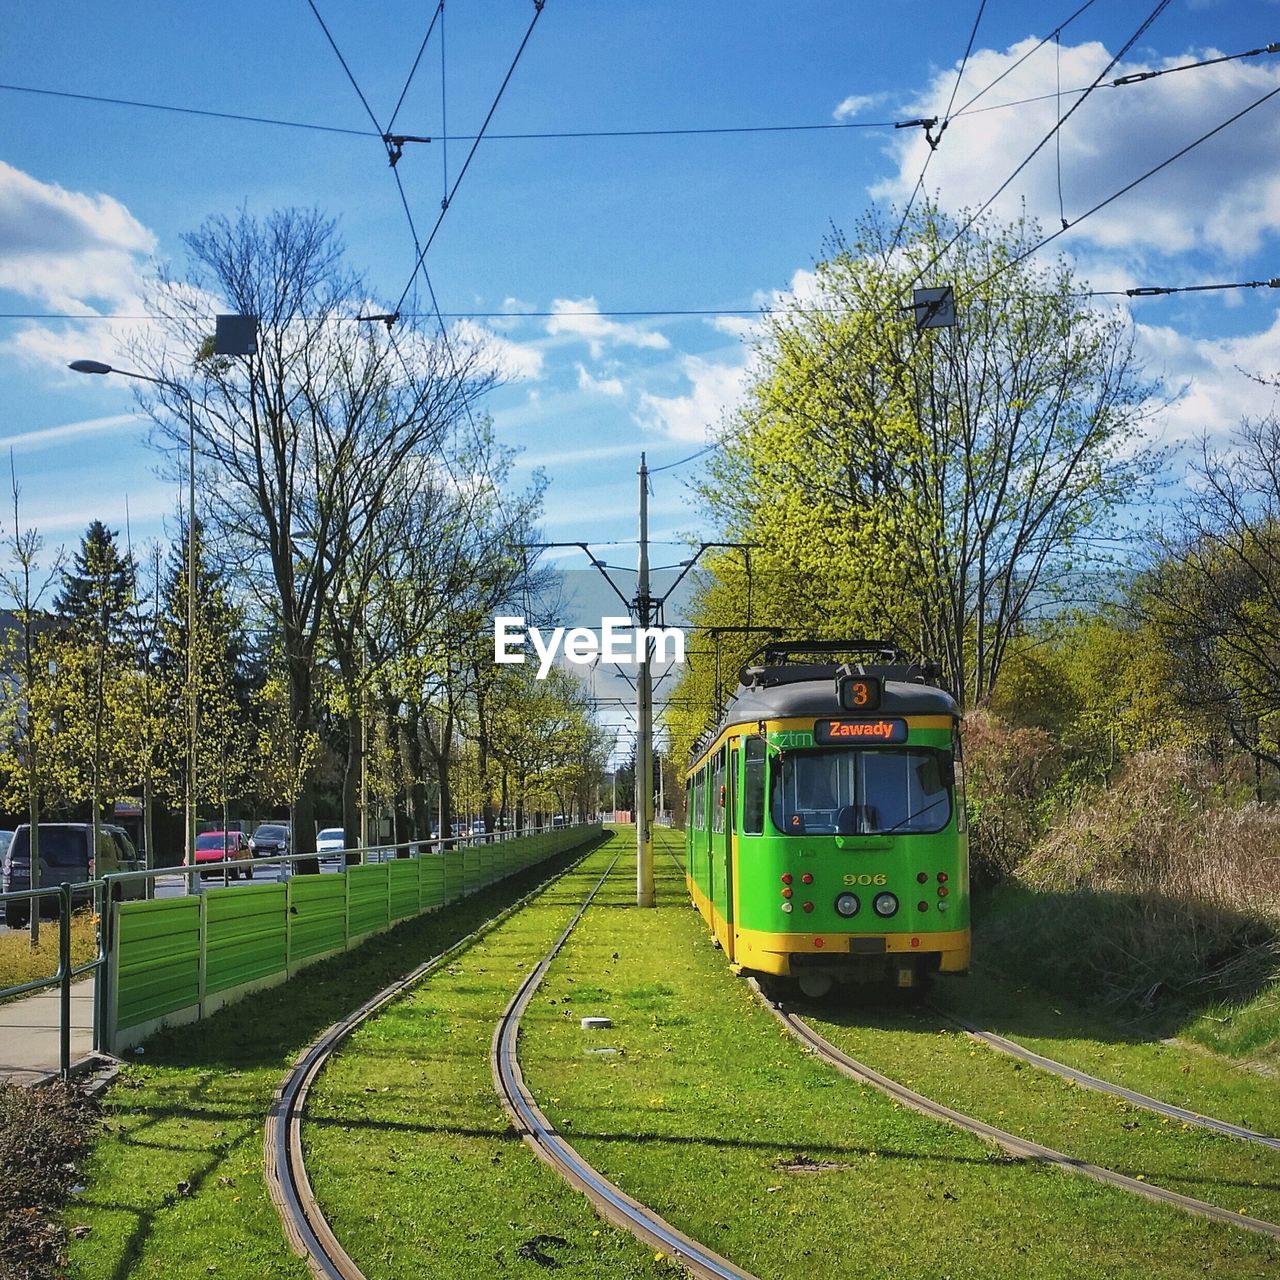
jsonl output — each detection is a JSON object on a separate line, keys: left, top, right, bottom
{"left": 785, "top": 985, "right": 1280, "bottom": 1236}
{"left": 296, "top": 837, "right": 676, "bottom": 1278}
{"left": 929, "top": 1002, "right": 1280, "bottom": 1151}
{"left": 59, "top": 835, "right": 625, "bottom": 1280}
{"left": 513, "top": 826, "right": 1279, "bottom": 1279}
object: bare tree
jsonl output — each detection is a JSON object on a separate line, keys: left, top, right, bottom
{"left": 133, "top": 209, "right": 494, "bottom": 860}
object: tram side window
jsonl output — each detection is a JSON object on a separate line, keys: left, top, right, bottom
{"left": 742, "top": 738, "right": 765, "bottom": 835}
{"left": 712, "top": 750, "right": 726, "bottom": 834}
{"left": 693, "top": 769, "right": 704, "bottom": 829}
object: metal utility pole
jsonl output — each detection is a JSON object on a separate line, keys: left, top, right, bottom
{"left": 636, "top": 454, "right": 655, "bottom": 906}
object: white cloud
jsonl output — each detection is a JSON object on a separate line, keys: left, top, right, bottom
{"left": 20, "top": 487, "right": 177, "bottom": 537}
{"left": 576, "top": 363, "right": 625, "bottom": 397}
{"left": 1137, "top": 309, "right": 1280, "bottom": 445}
{"left": 0, "top": 161, "right": 155, "bottom": 312}
{"left": 519, "top": 442, "right": 642, "bottom": 470}
{"left": 833, "top": 93, "right": 876, "bottom": 121}
{"left": 637, "top": 354, "right": 751, "bottom": 443}
{"left": 0, "top": 413, "right": 143, "bottom": 454}
{"left": 873, "top": 40, "right": 1280, "bottom": 263}
{"left": 546, "top": 297, "right": 670, "bottom": 359}
{"left": 450, "top": 317, "right": 544, "bottom": 380}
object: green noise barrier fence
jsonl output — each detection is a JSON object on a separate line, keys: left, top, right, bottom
{"left": 106, "top": 824, "right": 601, "bottom": 1054}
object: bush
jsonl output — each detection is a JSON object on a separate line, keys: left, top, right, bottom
{"left": 962, "top": 711, "right": 1060, "bottom": 886}
{"left": 981, "top": 747, "right": 1280, "bottom": 1020}
{"left": 0, "top": 1082, "right": 98, "bottom": 1280}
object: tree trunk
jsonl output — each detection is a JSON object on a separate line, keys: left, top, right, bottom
{"left": 343, "top": 709, "right": 360, "bottom": 861}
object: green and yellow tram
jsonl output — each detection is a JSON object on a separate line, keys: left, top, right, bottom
{"left": 684, "top": 641, "right": 969, "bottom": 997}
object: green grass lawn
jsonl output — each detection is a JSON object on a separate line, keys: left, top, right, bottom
{"left": 515, "top": 828, "right": 1280, "bottom": 1280}
{"left": 62, "top": 839, "right": 616, "bottom": 1280}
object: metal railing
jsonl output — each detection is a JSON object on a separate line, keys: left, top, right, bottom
{"left": 0, "top": 881, "right": 111, "bottom": 1079}
{"left": 2, "top": 822, "right": 594, "bottom": 1079}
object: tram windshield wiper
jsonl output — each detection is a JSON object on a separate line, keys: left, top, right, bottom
{"left": 877, "top": 794, "right": 950, "bottom": 835}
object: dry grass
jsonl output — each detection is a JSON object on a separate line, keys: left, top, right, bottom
{"left": 0, "top": 910, "right": 99, "bottom": 995}
{"left": 1019, "top": 749, "right": 1280, "bottom": 917}
{"left": 978, "top": 748, "right": 1280, "bottom": 1019}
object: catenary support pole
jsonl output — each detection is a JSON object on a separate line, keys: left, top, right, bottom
{"left": 636, "top": 454, "right": 655, "bottom": 906}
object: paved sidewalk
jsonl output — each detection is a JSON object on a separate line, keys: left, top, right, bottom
{"left": 0, "top": 977, "right": 95, "bottom": 1084}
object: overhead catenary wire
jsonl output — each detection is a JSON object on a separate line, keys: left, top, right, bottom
{"left": 6, "top": 36, "right": 1275, "bottom": 147}
{"left": 901, "top": 0, "right": 1176, "bottom": 299}
{"left": 885, "top": 0, "right": 988, "bottom": 261}
{"left": 16, "top": 276, "right": 1279, "bottom": 327}
{"left": 387, "top": 0, "right": 444, "bottom": 135}
{"left": 305, "top": 0, "right": 385, "bottom": 136}
{"left": 959, "top": 79, "right": 1280, "bottom": 304}
{"left": 391, "top": 0, "right": 548, "bottom": 317}
{"left": 948, "top": 0, "right": 1102, "bottom": 118}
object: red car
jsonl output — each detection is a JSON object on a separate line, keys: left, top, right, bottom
{"left": 194, "top": 830, "right": 254, "bottom": 880}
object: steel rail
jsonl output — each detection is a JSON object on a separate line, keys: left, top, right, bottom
{"left": 491, "top": 856, "right": 761, "bottom": 1280}
{"left": 751, "top": 981, "right": 1280, "bottom": 1241}
{"left": 264, "top": 838, "right": 606, "bottom": 1280}
{"left": 930, "top": 1004, "right": 1280, "bottom": 1152}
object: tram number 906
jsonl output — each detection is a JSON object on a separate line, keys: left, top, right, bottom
{"left": 844, "top": 873, "right": 887, "bottom": 886}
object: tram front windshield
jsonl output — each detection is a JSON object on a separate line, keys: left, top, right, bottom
{"left": 770, "top": 748, "right": 951, "bottom": 836}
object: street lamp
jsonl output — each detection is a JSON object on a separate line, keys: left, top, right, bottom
{"left": 69, "top": 360, "right": 199, "bottom": 874}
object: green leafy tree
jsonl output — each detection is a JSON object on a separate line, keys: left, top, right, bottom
{"left": 1143, "top": 416, "right": 1280, "bottom": 774}
{"left": 687, "top": 204, "right": 1159, "bottom": 733}
{"left": 0, "top": 464, "right": 65, "bottom": 942}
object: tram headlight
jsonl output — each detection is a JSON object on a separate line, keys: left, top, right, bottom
{"left": 872, "top": 892, "right": 899, "bottom": 918}
{"left": 834, "top": 892, "right": 860, "bottom": 918}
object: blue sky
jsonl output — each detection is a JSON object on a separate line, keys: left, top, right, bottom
{"left": 3, "top": 1, "right": 1280, "bottom": 759}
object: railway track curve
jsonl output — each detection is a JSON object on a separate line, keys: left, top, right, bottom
{"left": 266, "top": 838, "right": 761, "bottom": 1280}
{"left": 491, "top": 854, "right": 760, "bottom": 1280}
{"left": 265, "top": 843, "right": 606, "bottom": 1279}
{"left": 931, "top": 1005, "right": 1280, "bottom": 1152}
{"left": 753, "top": 980, "right": 1280, "bottom": 1242}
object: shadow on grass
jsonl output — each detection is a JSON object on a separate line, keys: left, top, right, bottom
{"left": 298, "top": 1106, "right": 1000, "bottom": 1168}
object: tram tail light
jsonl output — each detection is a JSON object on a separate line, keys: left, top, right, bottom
{"left": 801, "top": 873, "right": 813, "bottom": 885}
{"left": 781, "top": 873, "right": 793, "bottom": 885}
{"left": 937, "top": 886, "right": 949, "bottom": 898}
{"left": 781, "top": 886, "right": 793, "bottom": 899}
{"left": 802, "top": 901, "right": 814, "bottom": 913}
{"left": 937, "top": 871, "right": 949, "bottom": 883}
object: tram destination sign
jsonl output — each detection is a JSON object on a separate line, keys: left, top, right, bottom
{"left": 814, "top": 718, "right": 908, "bottom": 744}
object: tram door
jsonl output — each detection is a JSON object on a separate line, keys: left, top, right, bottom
{"left": 709, "top": 744, "right": 735, "bottom": 957}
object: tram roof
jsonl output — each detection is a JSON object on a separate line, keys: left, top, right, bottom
{"left": 701, "top": 661, "right": 960, "bottom": 749}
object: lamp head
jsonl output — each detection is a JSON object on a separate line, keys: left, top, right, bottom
{"left": 68, "top": 360, "right": 113, "bottom": 375}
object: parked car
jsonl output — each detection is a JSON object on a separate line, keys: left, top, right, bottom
{"left": 2, "top": 823, "right": 145, "bottom": 928}
{"left": 193, "top": 830, "right": 254, "bottom": 880}
{"left": 315, "top": 827, "right": 348, "bottom": 858}
{"left": 248, "top": 823, "right": 291, "bottom": 858}
{"left": 0, "top": 831, "right": 13, "bottom": 862}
